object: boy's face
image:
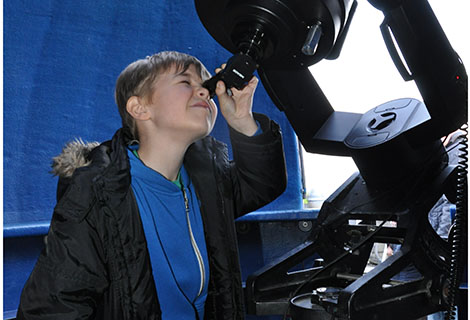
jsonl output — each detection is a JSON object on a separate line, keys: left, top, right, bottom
{"left": 144, "top": 64, "right": 217, "bottom": 142}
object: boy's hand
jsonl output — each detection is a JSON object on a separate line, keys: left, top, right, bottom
{"left": 215, "top": 64, "right": 259, "bottom": 136}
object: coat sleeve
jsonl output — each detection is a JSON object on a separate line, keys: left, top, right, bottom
{"left": 228, "top": 112, "right": 287, "bottom": 217}
{"left": 16, "top": 202, "right": 109, "bottom": 319}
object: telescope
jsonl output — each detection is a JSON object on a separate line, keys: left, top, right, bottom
{"left": 195, "top": 0, "right": 468, "bottom": 319}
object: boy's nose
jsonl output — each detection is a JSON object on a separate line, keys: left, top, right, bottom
{"left": 196, "top": 85, "right": 210, "bottom": 99}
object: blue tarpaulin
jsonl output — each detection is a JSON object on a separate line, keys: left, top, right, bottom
{"left": 3, "top": 0, "right": 306, "bottom": 315}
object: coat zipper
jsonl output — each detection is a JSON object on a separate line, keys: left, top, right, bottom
{"left": 182, "top": 187, "right": 206, "bottom": 298}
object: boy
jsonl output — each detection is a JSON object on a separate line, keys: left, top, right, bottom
{"left": 17, "top": 51, "right": 287, "bottom": 319}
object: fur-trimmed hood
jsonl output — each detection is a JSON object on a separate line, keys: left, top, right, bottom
{"left": 51, "top": 139, "right": 100, "bottom": 178}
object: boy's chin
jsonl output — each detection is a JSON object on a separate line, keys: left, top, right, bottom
{"left": 191, "top": 128, "right": 212, "bottom": 143}
{"left": 196, "top": 130, "right": 212, "bottom": 141}
{"left": 190, "top": 119, "right": 215, "bottom": 141}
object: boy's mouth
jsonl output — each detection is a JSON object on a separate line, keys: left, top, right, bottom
{"left": 192, "top": 101, "right": 212, "bottom": 113}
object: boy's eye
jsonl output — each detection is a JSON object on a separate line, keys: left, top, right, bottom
{"left": 181, "top": 80, "right": 191, "bottom": 85}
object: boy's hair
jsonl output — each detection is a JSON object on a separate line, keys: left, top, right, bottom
{"left": 115, "top": 51, "right": 211, "bottom": 141}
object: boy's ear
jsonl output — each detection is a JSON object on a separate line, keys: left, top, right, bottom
{"left": 126, "top": 96, "right": 150, "bottom": 120}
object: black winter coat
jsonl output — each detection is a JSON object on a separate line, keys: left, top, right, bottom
{"left": 17, "top": 113, "right": 287, "bottom": 320}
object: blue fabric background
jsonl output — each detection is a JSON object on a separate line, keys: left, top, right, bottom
{"left": 3, "top": 0, "right": 304, "bottom": 228}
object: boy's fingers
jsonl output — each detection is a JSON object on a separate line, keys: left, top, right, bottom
{"left": 247, "top": 76, "right": 258, "bottom": 86}
{"left": 215, "top": 64, "right": 226, "bottom": 74}
{"left": 233, "top": 76, "right": 258, "bottom": 94}
{"left": 215, "top": 80, "right": 227, "bottom": 96}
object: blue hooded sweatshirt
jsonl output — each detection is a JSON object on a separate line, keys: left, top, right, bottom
{"left": 128, "top": 147, "right": 209, "bottom": 320}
